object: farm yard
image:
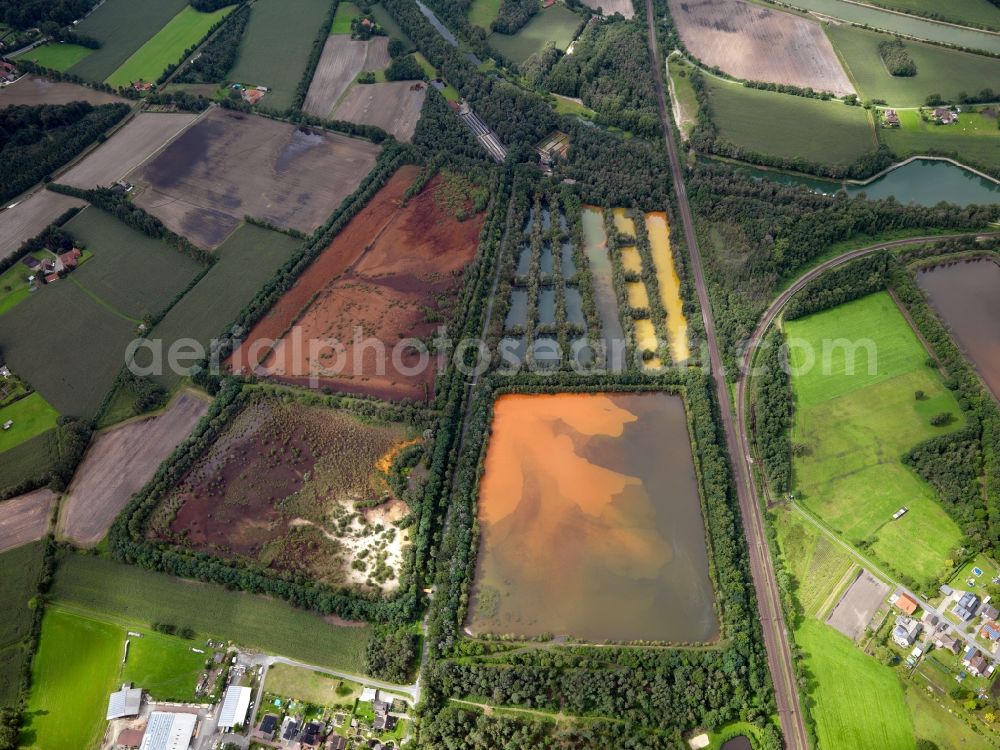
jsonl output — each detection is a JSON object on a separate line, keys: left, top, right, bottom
{"left": 228, "top": 0, "right": 335, "bottom": 111}
{"left": 58, "top": 112, "right": 198, "bottom": 190}
{"left": 51, "top": 552, "right": 371, "bottom": 672}
{"left": 57, "top": 390, "right": 210, "bottom": 547}
{"left": 302, "top": 36, "right": 370, "bottom": 117}
{"left": 238, "top": 166, "right": 487, "bottom": 402}
{"left": 826, "top": 25, "right": 1000, "bottom": 107}
{"left": 880, "top": 108, "right": 1000, "bottom": 174}
{"left": 786, "top": 292, "right": 967, "bottom": 585}
{"left": 702, "top": 76, "right": 875, "bottom": 167}
{"left": 0, "top": 541, "right": 44, "bottom": 705}
{"left": 149, "top": 223, "right": 303, "bottom": 387}
{"left": 333, "top": 81, "right": 427, "bottom": 142}
{"left": 0, "top": 76, "right": 126, "bottom": 108}
{"left": 0, "top": 489, "right": 55, "bottom": 553}
{"left": 488, "top": 3, "right": 582, "bottom": 64}
{"left": 128, "top": 108, "right": 380, "bottom": 248}
{"left": 0, "top": 191, "right": 84, "bottom": 262}
{"left": 66, "top": 0, "right": 190, "bottom": 83}
{"left": 668, "top": 0, "right": 854, "bottom": 95}
{"left": 147, "top": 392, "right": 420, "bottom": 591}
{"left": 105, "top": 4, "right": 236, "bottom": 89}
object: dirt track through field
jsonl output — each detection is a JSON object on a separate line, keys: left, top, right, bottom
{"left": 58, "top": 112, "right": 198, "bottom": 189}
{"left": 57, "top": 390, "right": 209, "bottom": 547}
{"left": 0, "top": 190, "right": 85, "bottom": 261}
{"left": 0, "top": 489, "right": 55, "bottom": 552}
{"left": 303, "top": 36, "right": 369, "bottom": 118}
{"left": 669, "top": 0, "right": 854, "bottom": 95}
{"left": 0, "top": 75, "right": 128, "bottom": 108}
{"left": 129, "top": 108, "right": 380, "bottom": 248}
{"left": 333, "top": 81, "right": 426, "bottom": 142}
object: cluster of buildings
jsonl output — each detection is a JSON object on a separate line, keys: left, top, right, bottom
{"left": 107, "top": 685, "right": 200, "bottom": 750}
{"left": 229, "top": 83, "right": 269, "bottom": 105}
{"left": 0, "top": 60, "right": 19, "bottom": 84}
{"left": 21, "top": 246, "right": 82, "bottom": 285}
{"left": 933, "top": 107, "right": 959, "bottom": 125}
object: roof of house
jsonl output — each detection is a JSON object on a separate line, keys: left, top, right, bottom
{"left": 328, "top": 737, "right": 348, "bottom": 750}
{"left": 894, "top": 593, "right": 918, "bottom": 615}
{"left": 982, "top": 622, "right": 1000, "bottom": 640}
{"left": 283, "top": 720, "right": 300, "bottom": 740}
{"left": 107, "top": 686, "right": 143, "bottom": 720}
{"left": 259, "top": 714, "right": 278, "bottom": 733}
{"left": 218, "top": 685, "right": 252, "bottom": 729}
{"left": 138, "top": 711, "right": 197, "bottom": 750}
{"left": 116, "top": 728, "right": 144, "bottom": 748}
{"left": 983, "top": 605, "right": 999, "bottom": 619}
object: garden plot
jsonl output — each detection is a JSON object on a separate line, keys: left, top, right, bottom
{"left": 128, "top": 108, "right": 380, "bottom": 249}
{"left": 58, "top": 112, "right": 198, "bottom": 189}
{"left": 58, "top": 390, "right": 210, "bottom": 548}
{"left": 303, "top": 36, "right": 369, "bottom": 118}
{"left": 332, "top": 81, "right": 426, "bottom": 142}
{"left": 0, "top": 76, "right": 127, "bottom": 108}
{"left": 147, "top": 395, "right": 421, "bottom": 593}
{"left": 0, "top": 190, "right": 84, "bottom": 262}
{"left": 668, "top": 0, "right": 854, "bottom": 95}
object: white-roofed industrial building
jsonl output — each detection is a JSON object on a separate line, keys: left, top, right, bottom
{"left": 138, "top": 711, "right": 197, "bottom": 750}
{"left": 217, "top": 685, "right": 252, "bottom": 730}
{"left": 106, "top": 684, "right": 143, "bottom": 720}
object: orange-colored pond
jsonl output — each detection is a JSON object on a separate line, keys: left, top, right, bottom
{"left": 468, "top": 392, "right": 718, "bottom": 642}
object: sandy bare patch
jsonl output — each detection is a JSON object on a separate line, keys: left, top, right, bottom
{"left": 0, "top": 75, "right": 128, "bottom": 108}
{"left": 0, "top": 190, "right": 85, "bottom": 261}
{"left": 0, "top": 489, "right": 55, "bottom": 552}
{"left": 58, "top": 390, "right": 209, "bottom": 547}
{"left": 58, "top": 112, "right": 198, "bottom": 189}
{"left": 303, "top": 36, "right": 368, "bottom": 118}
{"left": 669, "top": 0, "right": 854, "bottom": 96}
{"left": 579, "top": 0, "right": 634, "bottom": 18}
{"left": 332, "top": 81, "right": 426, "bottom": 142}
{"left": 128, "top": 108, "right": 380, "bottom": 249}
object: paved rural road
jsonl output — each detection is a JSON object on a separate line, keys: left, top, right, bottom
{"left": 644, "top": 3, "right": 810, "bottom": 747}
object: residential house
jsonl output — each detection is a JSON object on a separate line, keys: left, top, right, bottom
{"left": 327, "top": 738, "right": 348, "bottom": 750}
{"left": 0, "top": 61, "right": 18, "bottom": 83}
{"left": 281, "top": 717, "right": 300, "bottom": 742}
{"left": 253, "top": 714, "right": 278, "bottom": 740}
{"left": 963, "top": 646, "right": 990, "bottom": 677}
{"left": 933, "top": 107, "right": 958, "bottom": 124}
{"left": 884, "top": 108, "right": 900, "bottom": 126}
{"left": 982, "top": 621, "right": 1000, "bottom": 642}
{"left": 892, "top": 617, "right": 922, "bottom": 648}
{"left": 892, "top": 592, "right": 919, "bottom": 616}
{"left": 940, "top": 584, "right": 954, "bottom": 597}
{"left": 300, "top": 721, "right": 324, "bottom": 748}
{"left": 58, "top": 247, "right": 81, "bottom": 271}
{"left": 935, "top": 632, "right": 961, "bottom": 654}
{"left": 982, "top": 604, "right": 999, "bottom": 621}
{"left": 954, "top": 592, "right": 980, "bottom": 621}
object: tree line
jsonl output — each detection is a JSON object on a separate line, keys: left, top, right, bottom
{"left": 174, "top": 3, "right": 249, "bottom": 83}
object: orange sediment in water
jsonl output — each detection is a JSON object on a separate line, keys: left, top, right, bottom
{"left": 645, "top": 212, "right": 690, "bottom": 363}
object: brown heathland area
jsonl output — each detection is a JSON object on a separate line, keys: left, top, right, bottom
{"left": 129, "top": 108, "right": 381, "bottom": 249}
{"left": 232, "top": 166, "right": 484, "bottom": 402}
{"left": 57, "top": 390, "right": 210, "bottom": 547}
{"left": 668, "top": 0, "right": 854, "bottom": 96}
{"left": 333, "top": 81, "right": 426, "bottom": 143}
{"left": 0, "top": 75, "right": 127, "bottom": 108}
{"left": 0, "top": 489, "right": 55, "bottom": 553}
{"left": 149, "top": 396, "right": 416, "bottom": 592}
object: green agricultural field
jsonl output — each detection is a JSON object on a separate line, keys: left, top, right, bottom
{"left": 0, "top": 542, "right": 43, "bottom": 651}
{"left": 370, "top": 4, "right": 414, "bottom": 51}
{"left": 488, "top": 4, "right": 582, "bottom": 65}
{"left": 106, "top": 4, "right": 235, "bottom": 88}
{"left": 797, "top": 620, "right": 915, "bottom": 750}
{"left": 22, "top": 608, "right": 124, "bottom": 750}
{"left": 68, "top": 0, "right": 190, "bottom": 83}
{"left": 16, "top": 42, "right": 93, "bottom": 72}
{"left": 228, "top": 0, "right": 333, "bottom": 111}
{"left": 864, "top": 0, "right": 1000, "bottom": 29}
{"left": 0, "top": 431, "right": 57, "bottom": 498}
{"left": 51, "top": 553, "right": 371, "bottom": 672}
{"left": 64, "top": 208, "right": 205, "bottom": 321}
{"left": 880, "top": 108, "right": 1000, "bottom": 173}
{"left": 330, "top": 1, "right": 362, "bottom": 33}
{"left": 786, "top": 292, "right": 967, "bottom": 584}
{"left": 772, "top": 506, "right": 855, "bottom": 618}
{"left": 121, "top": 629, "right": 212, "bottom": 702}
{"left": 780, "top": 0, "right": 1000, "bottom": 53}
{"left": 0, "top": 279, "right": 134, "bottom": 419}
{"left": 263, "top": 663, "right": 362, "bottom": 708}
{"left": 827, "top": 25, "right": 1000, "bottom": 107}
{"left": 704, "top": 77, "right": 876, "bottom": 168}
{"left": 0, "top": 393, "right": 59, "bottom": 454}
{"left": 469, "top": 0, "right": 502, "bottom": 29}
{"left": 0, "top": 644, "right": 24, "bottom": 707}
{"left": 150, "top": 222, "right": 302, "bottom": 387}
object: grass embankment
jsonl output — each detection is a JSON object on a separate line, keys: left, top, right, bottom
{"left": 786, "top": 291, "right": 966, "bottom": 584}
{"left": 16, "top": 43, "right": 93, "bottom": 71}
{"left": 488, "top": 4, "right": 581, "bottom": 64}
{"left": 106, "top": 4, "right": 235, "bottom": 88}
{"left": 50, "top": 552, "right": 371, "bottom": 672}
{"left": 703, "top": 76, "right": 876, "bottom": 167}
{"left": 67, "top": 0, "right": 190, "bottom": 83}
{"left": 827, "top": 25, "right": 1000, "bottom": 107}
{"left": 667, "top": 56, "right": 699, "bottom": 138}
